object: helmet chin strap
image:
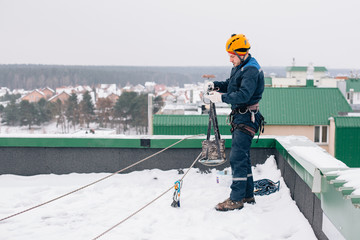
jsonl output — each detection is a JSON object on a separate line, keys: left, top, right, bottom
{"left": 234, "top": 51, "right": 248, "bottom": 65}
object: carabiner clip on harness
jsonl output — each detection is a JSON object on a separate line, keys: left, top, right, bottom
{"left": 226, "top": 104, "right": 265, "bottom": 143}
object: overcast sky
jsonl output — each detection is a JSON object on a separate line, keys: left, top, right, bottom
{"left": 1, "top": 0, "right": 359, "bottom": 69}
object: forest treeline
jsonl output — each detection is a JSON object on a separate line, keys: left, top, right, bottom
{"left": 1, "top": 65, "right": 348, "bottom": 91}
{"left": 0, "top": 64, "right": 231, "bottom": 90}
{"left": 0, "top": 91, "right": 164, "bottom": 134}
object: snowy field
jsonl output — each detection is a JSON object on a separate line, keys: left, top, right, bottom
{"left": 0, "top": 156, "right": 317, "bottom": 240}
{"left": 0, "top": 122, "right": 117, "bottom": 135}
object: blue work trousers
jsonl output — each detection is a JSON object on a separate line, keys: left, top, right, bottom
{"left": 229, "top": 129, "right": 254, "bottom": 201}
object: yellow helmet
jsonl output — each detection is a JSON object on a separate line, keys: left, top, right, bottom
{"left": 226, "top": 34, "right": 251, "bottom": 55}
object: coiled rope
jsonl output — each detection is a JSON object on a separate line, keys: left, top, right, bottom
{"left": 253, "top": 179, "right": 280, "bottom": 196}
{"left": 0, "top": 134, "right": 203, "bottom": 223}
{"left": 92, "top": 152, "right": 202, "bottom": 240}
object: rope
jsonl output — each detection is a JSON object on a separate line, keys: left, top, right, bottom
{"left": 0, "top": 135, "right": 203, "bottom": 223}
{"left": 92, "top": 152, "right": 202, "bottom": 240}
{"left": 253, "top": 179, "right": 280, "bottom": 196}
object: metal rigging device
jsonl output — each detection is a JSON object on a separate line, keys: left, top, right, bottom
{"left": 198, "top": 100, "right": 227, "bottom": 167}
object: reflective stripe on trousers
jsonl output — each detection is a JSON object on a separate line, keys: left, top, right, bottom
{"left": 232, "top": 174, "right": 253, "bottom": 181}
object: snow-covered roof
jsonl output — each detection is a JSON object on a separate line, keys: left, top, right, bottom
{"left": 42, "top": 87, "right": 55, "bottom": 93}
{"left": 48, "top": 91, "right": 71, "bottom": 102}
{"left": 276, "top": 136, "right": 347, "bottom": 171}
{"left": 0, "top": 156, "right": 317, "bottom": 239}
{"left": 332, "top": 169, "right": 360, "bottom": 195}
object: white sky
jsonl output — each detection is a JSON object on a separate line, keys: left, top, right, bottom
{"left": 1, "top": 0, "right": 359, "bottom": 68}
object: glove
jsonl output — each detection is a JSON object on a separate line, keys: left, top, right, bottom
{"left": 204, "top": 82, "right": 214, "bottom": 93}
{"left": 204, "top": 91, "right": 223, "bottom": 103}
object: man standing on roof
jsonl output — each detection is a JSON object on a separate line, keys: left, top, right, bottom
{"left": 204, "top": 34, "right": 265, "bottom": 211}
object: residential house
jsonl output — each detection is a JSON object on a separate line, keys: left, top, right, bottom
{"left": 48, "top": 91, "right": 71, "bottom": 104}
{"left": 21, "top": 89, "right": 46, "bottom": 103}
{"left": 96, "top": 84, "right": 120, "bottom": 100}
{"left": 55, "top": 86, "right": 73, "bottom": 95}
{"left": 259, "top": 87, "right": 352, "bottom": 153}
{"left": 156, "top": 90, "right": 175, "bottom": 102}
{"left": 41, "top": 87, "right": 55, "bottom": 99}
{"left": 153, "top": 87, "right": 352, "bottom": 154}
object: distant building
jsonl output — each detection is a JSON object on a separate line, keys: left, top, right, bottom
{"left": 96, "top": 84, "right": 120, "bottom": 99}
{"left": 21, "top": 89, "right": 46, "bottom": 103}
{"left": 22, "top": 87, "right": 55, "bottom": 103}
{"left": 41, "top": 87, "right": 55, "bottom": 99}
{"left": 48, "top": 91, "right": 71, "bottom": 104}
{"left": 156, "top": 90, "right": 175, "bottom": 102}
{"left": 154, "top": 84, "right": 167, "bottom": 93}
{"left": 286, "top": 65, "right": 328, "bottom": 80}
{"left": 257, "top": 87, "right": 352, "bottom": 153}
{"left": 145, "top": 81, "right": 156, "bottom": 92}
{"left": 55, "top": 86, "right": 73, "bottom": 95}
{"left": 345, "top": 79, "right": 360, "bottom": 105}
{"left": 122, "top": 84, "right": 133, "bottom": 92}
{"left": 0, "top": 87, "right": 10, "bottom": 97}
{"left": 269, "top": 64, "right": 348, "bottom": 88}
{"left": 106, "top": 93, "right": 120, "bottom": 105}
{"left": 133, "top": 84, "right": 145, "bottom": 94}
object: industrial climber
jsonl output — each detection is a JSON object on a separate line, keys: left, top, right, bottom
{"left": 204, "top": 34, "right": 265, "bottom": 211}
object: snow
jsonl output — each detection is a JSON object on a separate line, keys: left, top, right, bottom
{"left": 331, "top": 169, "right": 360, "bottom": 195}
{"left": 0, "top": 122, "right": 117, "bottom": 136}
{"left": 275, "top": 136, "right": 348, "bottom": 175}
{"left": 0, "top": 156, "right": 317, "bottom": 240}
{"left": 289, "top": 146, "right": 347, "bottom": 169}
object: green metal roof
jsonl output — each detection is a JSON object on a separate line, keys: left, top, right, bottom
{"left": 286, "top": 66, "right": 328, "bottom": 72}
{"left": 346, "top": 78, "right": 360, "bottom": 92}
{"left": 264, "top": 77, "right": 272, "bottom": 86}
{"left": 153, "top": 115, "right": 231, "bottom": 135}
{"left": 260, "top": 88, "right": 352, "bottom": 125}
{"left": 153, "top": 88, "right": 352, "bottom": 135}
{"left": 334, "top": 116, "right": 360, "bottom": 128}
{"left": 334, "top": 116, "right": 360, "bottom": 167}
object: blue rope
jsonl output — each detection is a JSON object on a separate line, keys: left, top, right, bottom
{"left": 253, "top": 179, "right": 280, "bottom": 196}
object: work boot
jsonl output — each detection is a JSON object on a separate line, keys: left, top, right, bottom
{"left": 242, "top": 197, "right": 256, "bottom": 204}
{"left": 215, "top": 198, "right": 244, "bottom": 211}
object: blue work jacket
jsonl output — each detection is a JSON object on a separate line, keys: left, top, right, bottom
{"left": 214, "top": 54, "right": 264, "bottom": 127}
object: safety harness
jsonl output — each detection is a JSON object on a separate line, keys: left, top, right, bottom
{"left": 227, "top": 103, "right": 265, "bottom": 143}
